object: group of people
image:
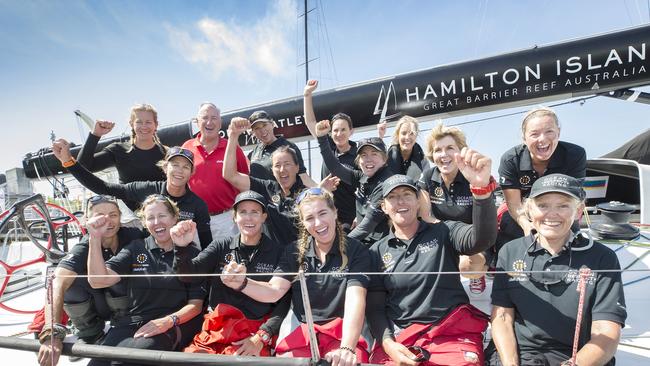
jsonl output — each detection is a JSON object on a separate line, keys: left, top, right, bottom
{"left": 35, "top": 79, "right": 626, "bottom": 366}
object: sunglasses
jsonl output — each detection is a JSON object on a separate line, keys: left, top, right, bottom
{"left": 295, "top": 187, "right": 324, "bottom": 204}
{"left": 523, "top": 241, "right": 574, "bottom": 286}
{"left": 166, "top": 146, "right": 194, "bottom": 162}
{"left": 87, "top": 195, "right": 117, "bottom": 206}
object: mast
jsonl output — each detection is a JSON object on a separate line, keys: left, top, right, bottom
{"left": 304, "top": 0, "right": 312, "bottom": 176}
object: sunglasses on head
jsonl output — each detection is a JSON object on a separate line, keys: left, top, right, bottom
{"left": 87, "top": 195, "right": 117, "bottom": 206}
{"left": 295, "top": 187, "right": 325, "bottom": 204}
{"left": 166, "top": 146, "right": 194, "bottom": 161}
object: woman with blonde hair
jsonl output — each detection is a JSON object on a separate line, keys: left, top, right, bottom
{"left": 377, "top": 115, "right": 429, "bottom": 179}
{"left": 419, "top": 121, "right": 493, "bottom": 294}
{"left": 498, "top": 106, "right": 586, "bottom": 245}
{"left": 221, "top": 188, "right": 371, "bottom": 366}
{"left": 76, "top": 103, "right": 168, "bottom": 224}
{"left": 487, "top": 174, "right": 625, "bottom": 365}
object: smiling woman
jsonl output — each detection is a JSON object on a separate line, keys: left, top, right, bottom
{"left": 50, "top": 140, "right": 213, "bottom": 248}
{"left": 487, "top": 174, "right": 627, "bottom": 365}
{"left": 76, "top": 104, "right": 168, "bottom": 213}
{"left": 84, "top": 195, "right": 205, "bottom": 365}
{"left": 497, "top": 106, "right": 587, "bottom": 250}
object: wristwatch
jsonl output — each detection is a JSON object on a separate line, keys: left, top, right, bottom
{"left": 256, "top": 329, "right": 273, "bottom": 346}
{"left": 470, "top": 176, "right": 497, "bottom": 196}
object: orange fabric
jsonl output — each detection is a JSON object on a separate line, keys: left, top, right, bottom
{"left": 275, "top": 317, "right": 369, "bottom": 362}
{"left": 28, "top": 307, "right": 70, "bottom": 333}
{"left": 183, "top": 303, "right": 272, "bottom": 356}
{"left": 369, "top": 304, "right": 488, "bottom": 366}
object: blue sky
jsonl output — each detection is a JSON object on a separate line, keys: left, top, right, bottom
{"left": 1, "top": 0, "right": 649, "bottom": 189}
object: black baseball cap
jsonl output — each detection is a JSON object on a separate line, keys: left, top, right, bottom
{"left": 382, "top": 174, "right": 418, "bottom": 197}
{"left": 357, "top": 137, "right": 386, "bottom": 154}
{"left": 529, "top": 174, "right": 585, "bottom": 200}
{"left": 234, "top": 190, "right": 267, "bottom": 212}
{"left": 166, "top": 146, "right": 194, "bottom": 166}
{"left": 248, "top": 110, "right": 274, "bottom": 127}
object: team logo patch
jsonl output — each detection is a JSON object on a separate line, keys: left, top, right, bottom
{"left": 434, "top": 186, "right": 444, "bottom": 197}
{"left": 271, "top": 194, "right": 281, "bottom": 204}
{"left": 519, "top": 175, "right": 531, "bottom": 185}
{"left": 225, "top": 253, "right": 235, "bottom": 263}
{"left": 382, "top": 252, "right": 392, "bottom": 264}
{"left": 508, "top": 259, "right": 528, "bottom": 281}
{"left": 136, "top": 254, "right": 147, "bottom": 264}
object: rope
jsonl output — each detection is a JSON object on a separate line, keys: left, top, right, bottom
{"left": 569, "top": 267, "right": 592, "bottom": 365}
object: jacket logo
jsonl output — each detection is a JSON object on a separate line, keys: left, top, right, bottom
{"left": 434, "top": 186, "right": 444, "bottom": 197}
{"left": 508, "top": 259, "right": 528, "bottom": 282}
{"left": 519, "top": 175, "right": 531, "bottom": 185}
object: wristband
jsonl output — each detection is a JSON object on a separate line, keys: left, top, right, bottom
{"left": 62, "top": 157, "right": 77, "bottom": 168}
{"left": 470, "top": 176, "right": 497, "bottom": 196}
{"left": 38, "top": 323, "right": 68, "bottom": 344}
{"left": 340, "top": 346, "right": 355, "bottom": 353}
{"left": 235, "top": 277, "right": 248, "bottom": 292}
{"left": 169, "top": 314, "right": 179, "bottom": 327}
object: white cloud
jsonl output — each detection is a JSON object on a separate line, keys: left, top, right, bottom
{"left": 167, "top": 0, "right": 297, "bottom": 80}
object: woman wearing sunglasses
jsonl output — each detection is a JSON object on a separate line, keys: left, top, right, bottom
{"left": 38, "top": 195, "right": 144, "bottom": 366}
{"left": 51, "top": 140, "right": 212, "bottom": 248}
{"left": 85, "top": 195, "right": 205, "bottom": 365}
{"left": 223, "top": 118, "right": 336, "bottom": 246}
{"left": 377, "top": 116, "right": 429, "bottom": 180}
{"left": 221, "top": 188, "right": 371, "bottom": 366}
{"left": 303, "top": 117, "right": 393, "bottom": 245}
{"left": 171, "top": 190, "right": 290, "bottom": 356}
{"left": 366, "top": 148, "right": 497, "bottom": 366}
{"left": 487, "top": 174, "right": 626, "bottom": 366}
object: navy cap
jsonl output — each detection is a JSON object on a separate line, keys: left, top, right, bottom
{"left": 166, "top": 146, "right": 194, "bottom": 166}
{"left": 234, "top": 190, "right": 267, "bottom": 212}
{"left": 529, "top": 174, "right": 585, "bottom": 200}
{"left": 357, "top": 137, "right": 386, "bottom": 154}
{"left": 382, "top": 174, "right": 418, "bottom": 197}
{"left": 248, "top": 110, "right": 274, "bottom": 127}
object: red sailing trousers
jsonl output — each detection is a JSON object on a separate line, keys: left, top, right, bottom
{"left": 183, "top": 303, "right": 272, "bottom": 356}
{"left": 275, "top": 317, "right": 369, "bottom": 362}
{"left": 369, "top": 304, "right": 488, "bottom": 366}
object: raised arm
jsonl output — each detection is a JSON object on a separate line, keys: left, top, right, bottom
{"left": 446, "top": 148, "right": 497, "bottom": 254}
{"left": 315, "top": 121, "right": 356, "bottom": 185}
{"left": 86, "top": 216, "right": 121, "bottom": 289}
{"left": 223, "top": 118, "right": 252, "bottom": 192}
{"left": 52, "top": 139, "right": 132, "bottom": 200}
{"left": 76, "top": 120, "right": 116, "bottom": 172}
{"left": 303, "top": 79, "right": 319, "bottom": 137}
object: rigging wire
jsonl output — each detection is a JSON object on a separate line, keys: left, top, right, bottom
{"left": 317, "top": 0, "right": 339, "bottom": 85}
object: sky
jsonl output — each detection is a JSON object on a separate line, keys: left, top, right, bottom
{"left": 1, "top": 0, "right": 650, "bottom": 197}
